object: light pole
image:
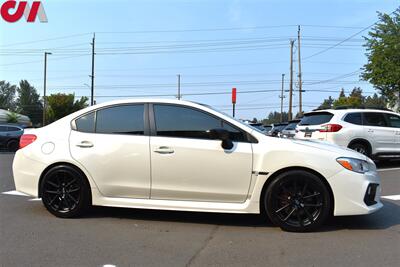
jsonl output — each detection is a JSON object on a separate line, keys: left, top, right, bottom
{"left": 84, "top": 83, "right": 95, "bottom": 104}
{"left": 43, "top": 52, "right": 52, "bottom": 126}
{"left": 177, "top": 74, "right": 181, "bottom": 100}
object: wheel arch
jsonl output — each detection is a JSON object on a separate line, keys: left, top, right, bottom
{"left": 38, "top": 162, "right": 92, "bottom": 204}
{"left": 348, "top": 138, "right": 372, "bottom": 155}
{"left": 259, "top": 166, "right": 335, "bottom": 216}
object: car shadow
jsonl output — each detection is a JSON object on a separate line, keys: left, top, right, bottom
{"left": 83, "top": 200, "right": 400, "bottom": 231}
{"left": 376, "top": 159, "right": 400, "bottom": 169}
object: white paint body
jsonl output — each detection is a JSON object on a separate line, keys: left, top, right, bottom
{"left": 13, "top": 99, "right": 382, "bottom": 216}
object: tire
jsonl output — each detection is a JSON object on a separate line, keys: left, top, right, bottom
{"left": 40, "top": 165, "right": 91, "bottom": 218}
{"left": 264, "top": 170, "right": 331, "bottom": 232}
{"left": 6, "top": 139, "right": 19, "bottom": 152}
{"left": 348, "top": 142, "right": 370, "bottom": 157}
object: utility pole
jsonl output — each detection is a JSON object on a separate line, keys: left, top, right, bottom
{"left": 280, "top": 74, "right": 285, "bottom": 122}
{"left": 297, "top": 25, "right": 303, "bottom": 116}
{"left": 43, "top": 51, "right": 52, "bottom": 126}
{"left": 177, "top": 74, "right": 181, "bottom": 99}
{"left": 288, "top": 40, "right": 294, "bottom": 121}
{"left": 90, "top": 33, "right": 95, "bottom": 106}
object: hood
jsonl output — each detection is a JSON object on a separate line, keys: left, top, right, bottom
{"left": 289, "top": 138, "right": 367, "bottom": 160}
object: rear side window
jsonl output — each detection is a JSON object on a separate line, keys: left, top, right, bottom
{"left": 0, "top": 126, "right": 8, "bottom": 131}
{"left": 7, "top": 126, "right": 21, "bottom": 131}
{"left": 344, "top": 112, "right": 362, "bottom": 125}
{"left": 76, "top": 112, "right": 95, "bottom": 133}
{"left": 299, "top": 112, "right": 333, "bottom": 126}
{"left": 386, "top": 114, "right": 400, "bottom": 128}
{"left": 363, "top": 112, "right": 388, "bottom": 127}
{"left": 96, "top": 105, "right": 144, "bottom": 135}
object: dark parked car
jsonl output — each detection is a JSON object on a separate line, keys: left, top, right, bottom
{"left": 268, "top": 123, "right": 288, "bottom": 137}
{"left": 0, "top": 124, "right": 24, "bottom": 152}
{"left": 249, "top": 123, "right": 272, "bottom": 134}
{"left": 281, "top": 119, "right": 301, "bottom": 138}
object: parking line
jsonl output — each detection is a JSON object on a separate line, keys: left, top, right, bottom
{"left": 381, "top": 195, "right": 400, "bottom": 201}
{"left": 1, "top": 190, "right": 28, "bottom": 196}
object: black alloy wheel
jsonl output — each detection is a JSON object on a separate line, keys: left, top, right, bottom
{"left": 349, "top": 142, "right": 370, "bottom": 157}
{"left": 265, "top": 170, "right": 331, "bottom": 232}
{"left": 41, "top": 165, "right": 90, "bottom": 218}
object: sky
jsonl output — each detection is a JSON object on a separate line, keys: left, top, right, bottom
{"left": 0, "top": 0, "right": 399, "bottom": 120}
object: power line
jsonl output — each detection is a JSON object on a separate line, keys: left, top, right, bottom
{"left": 0, "top": 33, "right": 91, "bottom": 48}
{"left": 302, "top": 8, "right": 398, "bottom": 61}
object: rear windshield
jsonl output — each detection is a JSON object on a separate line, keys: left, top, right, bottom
{"left": 284, "top": 122, "right": 299, "bottom": 130}
{"left": 299, "top": 112, "right": 333, "bottom": 126}
{"left": 274, "top": 125, "right": 287, "bottom": 131}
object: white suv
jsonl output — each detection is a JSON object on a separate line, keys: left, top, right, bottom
{"left": 295, "top": 108, "right": 400, "bottom": 159}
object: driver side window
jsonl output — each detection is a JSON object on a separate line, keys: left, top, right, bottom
{"left": 153, "top": 104, "right": 247, "bottom": 142}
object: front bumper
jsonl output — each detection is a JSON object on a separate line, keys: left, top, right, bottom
{"left": 329, "top": 169, "right": 383, "bottom": 216}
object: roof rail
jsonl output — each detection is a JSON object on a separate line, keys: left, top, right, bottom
{"left": 333, "top": 105, "right": 393, "bottom": 111}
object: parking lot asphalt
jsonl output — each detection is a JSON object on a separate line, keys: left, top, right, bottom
{"left": 0, "top": 153, "right": 399, "bottom": 267}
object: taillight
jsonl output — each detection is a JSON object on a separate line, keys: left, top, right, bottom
{"left": 319, "top": 124, "right": 342, "bottom": 132}
{"left": 19, "top": 134, "right": 37, "bottom": 149}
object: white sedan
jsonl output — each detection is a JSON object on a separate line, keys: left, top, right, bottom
{"left": 13, "top": 99, "right": 382, "bottom": 232}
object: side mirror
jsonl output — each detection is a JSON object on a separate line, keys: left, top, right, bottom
{"left": 208, "top": 128, "right": 234, "bottom": 150}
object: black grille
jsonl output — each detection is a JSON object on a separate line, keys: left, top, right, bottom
{"left": 364, "top": 183, "right": 379, "bottom": 206}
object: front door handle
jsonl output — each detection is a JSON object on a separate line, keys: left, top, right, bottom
{"left": 76, "top": 141, "right": 94, "bottom": 148}
{"left": 367, "top": 129, "right": 374, "bottom": 133}
{"left": 154, "top": 146, "right": 174, "bottom": 154}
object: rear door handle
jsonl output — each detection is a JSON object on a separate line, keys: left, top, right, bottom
{"left": 154, "top": 146, "right": 174, "bottom": 154}
{"left": 367, "top": 129, "right": 374, "bottom": 133}
{"left": 76, "top": 141, "right": 94, "bottom": 148}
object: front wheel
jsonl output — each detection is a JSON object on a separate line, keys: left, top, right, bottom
{"left": 40, "top": 165, "right": 91, "bottom": 218}
{"left": 264, "top": 170, "right": 332, "bottom": 232}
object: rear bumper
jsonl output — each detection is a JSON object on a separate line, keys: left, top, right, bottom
{"left": 329, "top": 169, "right": 383, "bottom": 216}
{"left": 12, "top": 150, "right": 46, "bottom": 197}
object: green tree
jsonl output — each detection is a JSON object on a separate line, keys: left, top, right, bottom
{"left": 16, "top": 80, "right": 43, "bottom": 126}
{"left": 318, "top": 96, "right": 334, "bottom": 109}
{"left": 333, "top": 87, "right": 364, "bottom": 108}
{"left": 46, "top": 93, "right": 88, "bottom": 123}
{"left": 364, "top": 93, "right": 387, "bottom": 108}
{"left": 362, "top": 9, "right": 400, "bottom": 111}
{"left": 262, "top": 111, "right": 289, "bottom": 124}
{"left": 0, "top": 80, "right": 17, "bottom": 111}
{"left": 6, "top": 112, "right": 20, "bottom": 123}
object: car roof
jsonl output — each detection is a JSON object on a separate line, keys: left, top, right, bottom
{"left": 304, "top": 108, "right": 399, "bottom": 116}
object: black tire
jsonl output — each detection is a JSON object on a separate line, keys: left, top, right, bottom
{"left": 264, "top": 170, "right": 331, "bottom": 232}
{"left": 348, "top": 142, "right": 370, "bottom": 157}
{"left": 7, "top": 139, "right": 19, "bottom": 152}
{"left": 40, "top": 165, "right": 91, "bottom": 218}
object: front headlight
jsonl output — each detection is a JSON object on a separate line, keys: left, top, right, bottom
{"left": 336, "top": 157, "right": 373, "bottom": 173}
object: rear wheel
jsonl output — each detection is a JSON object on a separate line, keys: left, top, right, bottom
{"left": 264, "top": 170, "right": 331, "bottom": 232}
{"left": 40, "top": 165, "right": 90, "bottom": 218}
{"left": 348, "top": 142, "right": 370, "bottom": 157}
{"left": 7, "top": 139, "right": 19, "bottom": 152}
